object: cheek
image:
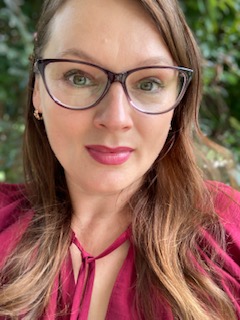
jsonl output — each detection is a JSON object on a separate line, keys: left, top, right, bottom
{"left": 142, "top": 112, "right": 173, "bottom": 154}
{"left": 43, "top": 113, "right": 84, "bottom": 172}
{"left": 44, "top": 111, "right": 76, "bottom": 148}
{"left": 42, "top": 106, "right": 93, "bottom": 166}
{"left": 32, "top": 82, "right": 66, "bottom": 151}
{"left": 37, "top": 95, "right": 74, "bottom": 157}
{"left": 149, "top": 129, "right": 169, "bottom": 161}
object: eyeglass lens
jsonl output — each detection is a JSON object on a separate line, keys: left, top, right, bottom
{"left": 42, "top": 61, "right": 188, "bottom": 113}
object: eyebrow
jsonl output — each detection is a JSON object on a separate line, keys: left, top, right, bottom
{"left": 55, "top": 48, "right": 174, "bottom": 68}
{"left": 56, "top": 49, "right": 101, "bottom": 64}
{"left": 136, "top": 56, "right": 174, "bottom": 67}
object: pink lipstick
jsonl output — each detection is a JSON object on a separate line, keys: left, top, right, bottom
{"left": 86, "top": 145, "right": 133, "bottom": 165}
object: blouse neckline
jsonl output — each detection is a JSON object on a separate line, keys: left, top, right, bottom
{"left": 68, "top": 226, "right": 132, "bottom": 319}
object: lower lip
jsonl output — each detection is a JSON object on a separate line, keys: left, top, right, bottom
{"left": 86, "top": 148, "right": 132, "bottom": 165}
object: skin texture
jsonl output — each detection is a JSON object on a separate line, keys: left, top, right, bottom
{"left": 32, "top": 2, "right": 175, "bottom": 317}
{"left": 33, "top": 0, "right": 174, "bottom": 205}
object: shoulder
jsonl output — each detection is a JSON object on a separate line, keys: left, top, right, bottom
{"left": 206, "top": 181, "right": 240, "bottom": 229}
{"left": 206, "top": 181, "right": 240, "bottom": 252}
{"left": 204, "top": 182, "right": 240, "bottom": 315}
{"left": 0, "top": 183, "right": 32, "bottom": 231}
{"left": 0, "top": 183, "right": 29, "bottom": 207}
{"left": 0, "top": 183, "right": 33, "bottom": 264}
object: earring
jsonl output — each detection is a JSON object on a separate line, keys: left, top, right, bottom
{"left": 34, "top": 109, "right": 43, "bottom": 120}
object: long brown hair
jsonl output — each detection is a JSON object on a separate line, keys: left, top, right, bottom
{"left": 0, "top": 0, "right": 237, "bottom": 319}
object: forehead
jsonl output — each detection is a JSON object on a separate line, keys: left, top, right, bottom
{"left": 43, "top": 0, "right": 174, "bottom": 70}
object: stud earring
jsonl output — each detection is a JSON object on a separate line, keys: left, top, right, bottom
{"left": 34, "top": 109, "right": 43, "bottom": 120}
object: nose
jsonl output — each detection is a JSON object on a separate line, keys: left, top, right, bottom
{"left": 93, "top": 82, "right": 133, "bottom": 131}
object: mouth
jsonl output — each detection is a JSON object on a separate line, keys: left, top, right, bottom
{"left": 85, "top": 145, "right": 134, "bottom": 165}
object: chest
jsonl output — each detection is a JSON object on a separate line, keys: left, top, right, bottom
{"left": 70, "top": 240, "right": 132, "bottom": 319}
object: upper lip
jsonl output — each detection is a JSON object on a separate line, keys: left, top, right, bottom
{"left": 85, "top": 145, "right": 134, "bottom": 153}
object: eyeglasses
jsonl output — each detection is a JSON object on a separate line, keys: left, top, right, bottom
{"left": 34, "top": 58, "right": 193, "bottom": 115}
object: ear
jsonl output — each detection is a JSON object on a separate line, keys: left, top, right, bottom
{"left": 32, "top": 77, "right": 43, "bottom": 113}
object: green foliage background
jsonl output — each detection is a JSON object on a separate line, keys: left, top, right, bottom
{"left": 0, "top": 0, "right": 240, "bottom": 186}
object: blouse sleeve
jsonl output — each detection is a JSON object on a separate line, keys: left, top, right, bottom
{"left": 0, "top": 183, "right": 32, "bottom": 267}
{"left": 207, "top": 181, "right": 240, "bottom": 318}
{"left": 213, "top": 182, "right": 240, "bottom": 262}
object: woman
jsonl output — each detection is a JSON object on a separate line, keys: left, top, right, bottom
{"left": 0, "top": 0, "right": 239, "bottom": 319}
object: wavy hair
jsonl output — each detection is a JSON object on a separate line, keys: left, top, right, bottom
{"left": 0, "top": 0, "right": 237, "bottom": 319}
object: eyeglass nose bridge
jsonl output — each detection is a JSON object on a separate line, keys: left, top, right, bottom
{"left": 103, "top": 70, "right": 130, "bottom": 102}
{"left": 107, "top": 70, "right": 128, "bottom": 85}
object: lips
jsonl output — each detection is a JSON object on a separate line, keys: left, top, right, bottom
{"left": 86, "top": 145, "right": 134, "bottom": 165}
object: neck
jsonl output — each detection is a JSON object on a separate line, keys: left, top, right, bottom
{"left": 68, "top": 185, "right": 133, "bottom": 254}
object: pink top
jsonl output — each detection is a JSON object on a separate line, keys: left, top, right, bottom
{"left": 68, "top": 229, "right": 133, "bottom": 319}
{"left": 0, "top": 182, "right": 240, "bottom": 319}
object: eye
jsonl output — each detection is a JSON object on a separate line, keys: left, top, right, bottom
{"left": 138, "top": 78, "right": 163, "bottom": 92}
{"left": 64, "top": 70, "right": 93, "bottom": 87}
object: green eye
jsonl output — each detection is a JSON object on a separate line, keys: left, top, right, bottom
{"left": 64, "top": 70, "right": 93, "bottom": 87}
{"left": 138, "top": 78, "right": 163, "bottom": 92}
{"left": 140, "top": 81, "right": 154, "bottom": 91}
{"left": 72, "top": 75, "right": 88, "bottom": 86}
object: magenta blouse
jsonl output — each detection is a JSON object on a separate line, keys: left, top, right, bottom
{"left": 0, "top": 182, "right": 240, "bottom": 319}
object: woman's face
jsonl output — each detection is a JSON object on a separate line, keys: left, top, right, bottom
{"left": 33, "top": 0, "right": 174, "bottom": 197}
